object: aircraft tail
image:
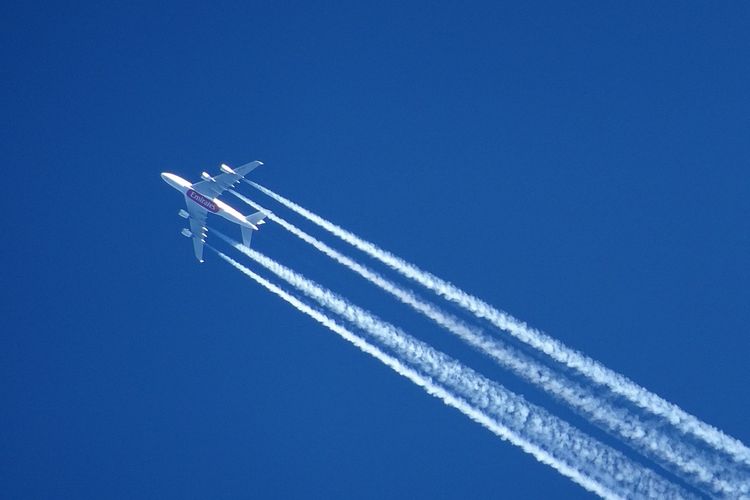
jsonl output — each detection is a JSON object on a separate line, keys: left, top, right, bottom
{"left": 241, "top": 210, "right": 270, "bottom": 248}
{"left": 246, "top": 209, "right": 270, "bottom": 226}
{"left": 240, "top": 225, "right": 254, "bottom": 248}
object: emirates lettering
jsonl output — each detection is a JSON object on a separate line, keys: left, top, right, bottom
{"left": 188, "top": 190, "right": 218, "bottom": 212}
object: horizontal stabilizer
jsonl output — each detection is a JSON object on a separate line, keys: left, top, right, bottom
{"left": 240, "top": 225, "right": 254, "bottom": 248}
{"left": 246, "top": 210, "right": 270, "bottom": 226}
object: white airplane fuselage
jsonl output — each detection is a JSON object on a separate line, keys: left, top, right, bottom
{"left": 160, "top": 172, "right": 257, "bottom": 229}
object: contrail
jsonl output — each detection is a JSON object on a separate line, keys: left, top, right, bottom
{"left": 209, "top": 248, "right": 621, "bottom": 499}
{"left": 246, "top": 180, "right": 750, "bottom": 469}
{"left": 215, "top": 244, "right": 695, "bottom": 499}
{"left": 222, "top": 196, "right": 749, "bottom": 497}
{"left": 227, "top": 194, "right": 746, "bottom": 495}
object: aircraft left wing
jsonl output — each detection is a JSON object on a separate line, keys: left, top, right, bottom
{"left": 185, "top": 198, "right": 209, "bottom": 262}
{"left": 191, "top": 160, "right": 263, "bottom": 199}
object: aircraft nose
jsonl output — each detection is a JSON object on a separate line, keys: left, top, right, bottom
{"left": 161, "top": 172, "right": 178, "bottom": 186}
{"left": 161, "top": 172, "right": 187, "bottom": 190}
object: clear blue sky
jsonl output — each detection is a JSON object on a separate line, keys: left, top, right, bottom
{"left": 4, "top": 2, "right": 749, "bottom": 498}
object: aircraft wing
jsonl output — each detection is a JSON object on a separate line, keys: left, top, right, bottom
{"left": 185, "top": 197, "right": 209, "bottom": 262}
{"left": 191, "top": 160, "right": 263, "bottom": 199}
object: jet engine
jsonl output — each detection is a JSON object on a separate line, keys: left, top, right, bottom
{"left": 201, "top": 171, "right": 212, "bottom": 181}
{"left": 181, "top": 228, "right": 193, "bottom": 238}
{"left": 178, "top": 209, "right": 189, "bottom": 219}
{"left": 220, "top": 163, "right": 235, "bottom": 174}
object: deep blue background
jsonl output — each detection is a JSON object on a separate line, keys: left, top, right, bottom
{"left": 4, "top": 2, "right": 749, "bottom": 498}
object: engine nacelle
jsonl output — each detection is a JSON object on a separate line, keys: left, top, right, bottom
{"left": 201, "top": 171, "right": 212, "bottom": 181}
{"left": 220, "top": 163, "right": 235, "bottom": 174}
{"left": 178, "top": 209, "right": 190, "bottom": 219}
{"left": 181, "top": 228, "right": 193, "bottom": 238}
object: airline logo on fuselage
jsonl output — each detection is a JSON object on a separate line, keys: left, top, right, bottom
{"left": 187, "top": 189, "right": 219, "bottom": 213}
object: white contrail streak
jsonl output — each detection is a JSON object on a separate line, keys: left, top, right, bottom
{"left": 224, "top": 195, "right": 749, "bottom": 497}
{"left": 215, "top": 244, "right": 694, "bottom": 499}
{"left": 209, "top": 248, "right": 621, "bottom": 499}
{"left": 246, "top": 180, "right": 750, "bottom": 469}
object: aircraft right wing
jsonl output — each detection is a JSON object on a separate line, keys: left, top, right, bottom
{"left": 191, "top": 160, "right": 263, "bottom": 199}
{"left": 185, "top": 197, "right": 209, "bottom": 262}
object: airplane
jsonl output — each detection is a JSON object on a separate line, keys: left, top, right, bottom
{"left": 161, "top": 160, "right": 269, "bottom": 262}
